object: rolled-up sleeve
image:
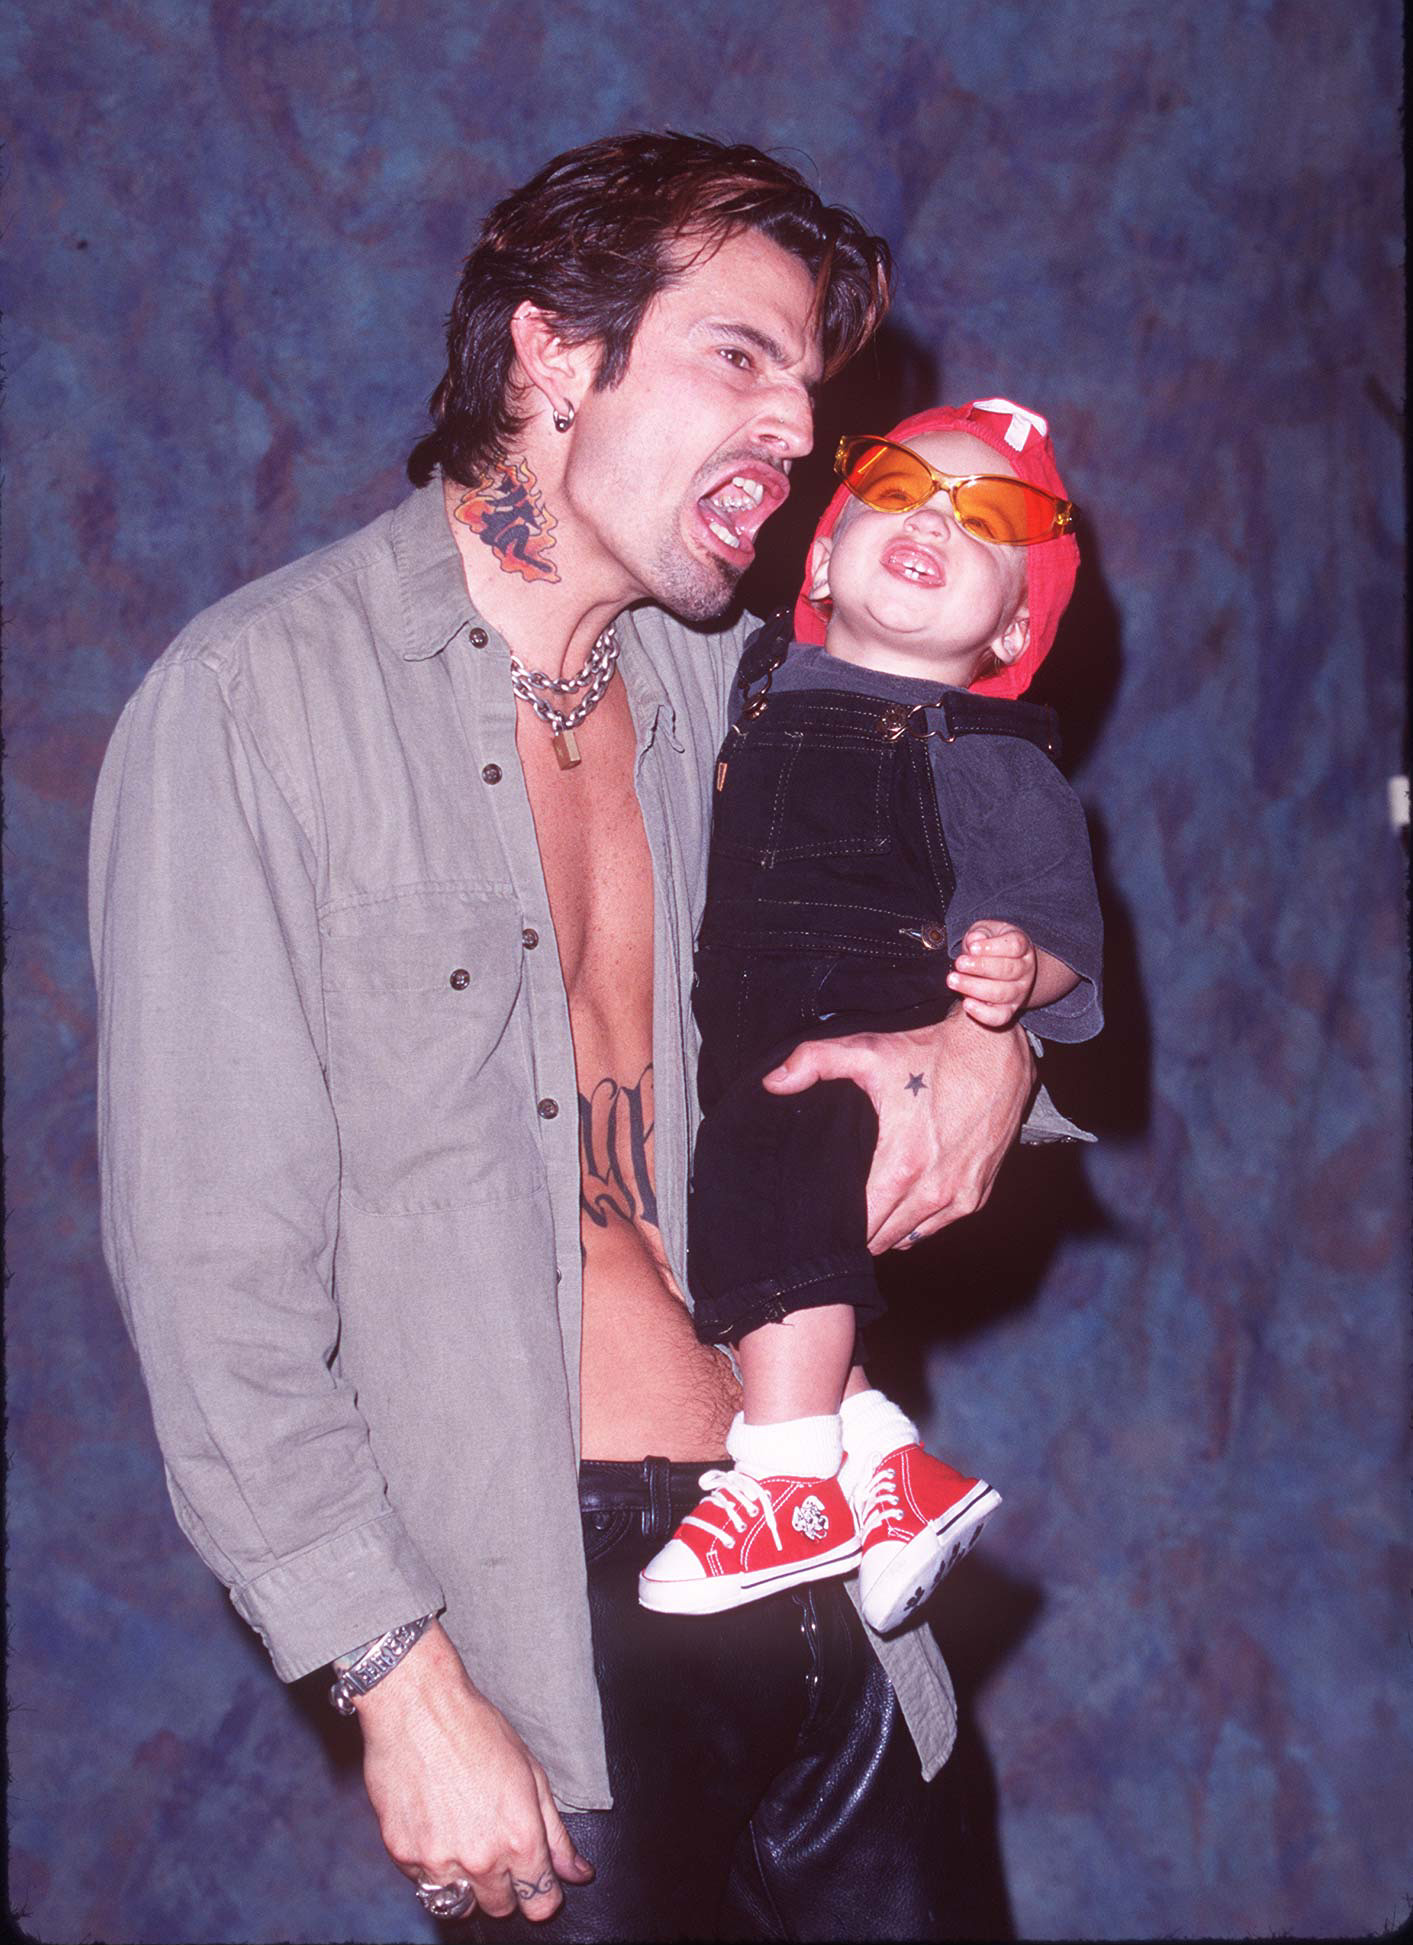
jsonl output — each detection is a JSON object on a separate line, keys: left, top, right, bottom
{"left": 932, "top": 736, "right": 1104, "bottom": 1043}
{"left": 89, "top": 657, "right": 444, "bottom": 1679}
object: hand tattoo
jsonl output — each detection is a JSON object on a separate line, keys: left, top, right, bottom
{"left": 579, "top": 1063, "right": 658, "bottom": 1229}
{"left": 905, "top": 1073, "right": 927, "bottom": 1095}
{"left": 512, "top": 1871, "right": 558, "bottom": 1901}
{"left": 453, "top": 459, "right": 560, "bottom": 583}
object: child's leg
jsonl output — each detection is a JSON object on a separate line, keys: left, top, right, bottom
{"left": 736, "top": 1304, "right": 855, "bottom": 1422}
{"left": 638, "top": 1305, "right": 864, "bottom": 1616}
{"left": 723, "top": 1303, "right": 854, "bottom": 1491}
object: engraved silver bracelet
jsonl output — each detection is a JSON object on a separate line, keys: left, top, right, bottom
{"left": 328, "top": 1614, "right": 434, "bottom": 1716}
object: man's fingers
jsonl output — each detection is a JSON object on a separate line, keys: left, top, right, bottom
{"left": 761, "top": 1043, "right": 829, "bottom": 1094}
{"left": 507, "top": 1855, "right": 565, "bottom": 1921}
{"left": 535, "top": 1765, "right": 595, "bottom": 1886}
{"left": 762, "top": 1037, "right": 877, "bottom": 1099}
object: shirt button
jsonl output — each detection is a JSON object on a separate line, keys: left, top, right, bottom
{"left": 481, "top": 763, "right": 502, "bottom": 784}
{"left": 448, "top": 968, "right": 471, "bottom": 990}
{"left": 468, "top": 627, "right": 489, "bottom": 648}
{"left": 537, "top": 1098, "right": 559, "bottom": 1120}
{"left": 522, "top": 928, "right": 539, "bottom": 950}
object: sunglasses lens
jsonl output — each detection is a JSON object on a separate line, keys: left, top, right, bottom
{"left": 838, "top": 438, "right": 934, "bottom": 511}
{"left": 953, "top": 478, "right": 1063, "bottom": 544}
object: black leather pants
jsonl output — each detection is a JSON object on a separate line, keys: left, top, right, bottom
{"left": 467, "top": 1458, "right": 953, "bottom": 1943}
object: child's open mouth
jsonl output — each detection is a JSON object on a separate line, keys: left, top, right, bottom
{"left": 694, "top": 465, "right": 788, "bottom": 560}
{"left": 881, "top": 539, "right": 944, "bottom": 587}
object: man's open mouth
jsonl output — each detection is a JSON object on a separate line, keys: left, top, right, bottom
{"left": 694, "top": 464, "right": 789, "bottom": 561}
{"left": 881, "top": 539, "right": 945, "bottom": 587}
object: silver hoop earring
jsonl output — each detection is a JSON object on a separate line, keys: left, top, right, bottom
{"left": 552, "top": 403, "right": 575, "bottom": 433}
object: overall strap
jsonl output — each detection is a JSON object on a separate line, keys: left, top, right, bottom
{"left": 929, "top": 690, "right": 1062, "bottom": 762}
{"left": 736, "top": 608, "right": 795, "bottom": 699}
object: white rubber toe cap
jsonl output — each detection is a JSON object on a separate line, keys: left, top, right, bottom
{"left": 640, "top": 1537, "right": 707, "bottom": 1584}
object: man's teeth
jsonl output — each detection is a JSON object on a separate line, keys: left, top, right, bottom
{"left": 707, "top": 516, "right": 746, "bottom": 550}
{"left": 708, "top": 476, "right": 766, "bottom": 516}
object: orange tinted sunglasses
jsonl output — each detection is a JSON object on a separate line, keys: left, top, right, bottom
{"left": 835, "top": 435, "right": 1075, "bottom": 545}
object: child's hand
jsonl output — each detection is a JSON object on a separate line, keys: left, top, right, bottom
{"left": 946, "top": 921, "right": 1037, "bottom": 1029}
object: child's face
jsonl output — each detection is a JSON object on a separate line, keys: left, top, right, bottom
{"left": 814, "top": 430, "right": 1031, "bottom": 682}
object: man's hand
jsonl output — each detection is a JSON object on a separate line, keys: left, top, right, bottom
{"left": 354, "top": 1621, "right": 594, "bottom": 1923}
{"left": 946, "top": 921, "right": 1037, "bottom": 1029}
{"left": 762, "top": 1009, "right": 1034, "bottom": 1253}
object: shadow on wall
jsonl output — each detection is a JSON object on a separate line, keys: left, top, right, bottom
{"left": 739, "top": 318, "right": 943, "bottom": 620}
{"left": 931, "top": 1556, "right": 1046, "bottom": 1942}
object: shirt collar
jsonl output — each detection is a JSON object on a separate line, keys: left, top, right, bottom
{"left": 617, "top": 606, "right": 682, "bottom": 755}
{"left": 389, "top": 480, "right": 479, "bottom": 661}
{"left": 387, "top": 483, "right": 683, "bottom": 754}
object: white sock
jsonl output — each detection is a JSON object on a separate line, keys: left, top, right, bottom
{"left": 727, "top": 1411, "right": 843, "bottom": 1481}
{"left": 839, "top": 1389, "right": 920, "bottom": 1494}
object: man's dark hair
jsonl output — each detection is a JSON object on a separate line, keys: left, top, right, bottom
{"left": 407, "top": 131, "right": 894, "bottom": 487}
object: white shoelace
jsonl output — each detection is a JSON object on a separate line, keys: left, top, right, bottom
{"left": 681, "top": 1469, "right": 783, "bottom": 1554}
{"left": 858, "top": 1464, "right": 901, "bottom": 1540}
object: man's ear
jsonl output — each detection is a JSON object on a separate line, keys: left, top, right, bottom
{"left": 993, "top": 604, "right": 1031, "bottom": 665}
{"left": 508, "top": 303, "right": 597, "bottom": 425}
{"left": 807, "top": 536, "right": 833, "bottom": 606}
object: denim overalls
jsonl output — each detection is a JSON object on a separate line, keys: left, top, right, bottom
{"left": 688, "top": 613, "right": 1061, "bottom": 1346}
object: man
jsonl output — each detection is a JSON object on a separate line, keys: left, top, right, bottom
{"left": 91, "top": 133, "right": 1034, "bottom": 1939}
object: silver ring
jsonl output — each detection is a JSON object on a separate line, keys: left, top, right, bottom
{"left": 415, "top": 1876, "right": 476, "bottom": 1920}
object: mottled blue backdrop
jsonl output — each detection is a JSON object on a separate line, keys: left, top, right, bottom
{"left": 4, "top": 3, "right": 1408, "bottom": 1941}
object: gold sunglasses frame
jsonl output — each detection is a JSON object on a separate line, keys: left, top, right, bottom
{"left": 834, "top": 435, "right": 1076, "bottom": 546}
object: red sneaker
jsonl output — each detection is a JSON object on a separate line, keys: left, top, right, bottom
{"left": 638, "top": 1467, "right": 860, "bottom": 1615}
{"left": 854, "top": 1446, "right": 1000, "bottom": 1633}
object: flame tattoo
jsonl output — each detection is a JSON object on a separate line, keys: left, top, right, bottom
{"left": 454, "top": 459, "right": 560, "bottom": 583}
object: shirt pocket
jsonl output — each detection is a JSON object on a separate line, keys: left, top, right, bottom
{"left": 321, "top": 891, "right": 536, "bottom": 1214}
{"left": 711, "top": 725, "right": 894, "bottom": 867}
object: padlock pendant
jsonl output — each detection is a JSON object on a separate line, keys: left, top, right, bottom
{"left": 553, "top": 728, "right": 581, "bottom": 769}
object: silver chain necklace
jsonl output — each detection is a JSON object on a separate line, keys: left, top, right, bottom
{"left": 508, "top": 623, "right": 621, "bottom": 770}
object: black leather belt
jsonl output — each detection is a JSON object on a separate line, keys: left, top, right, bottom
{"left": 577, "top": 1456, "right": 724, "bottom": 1542}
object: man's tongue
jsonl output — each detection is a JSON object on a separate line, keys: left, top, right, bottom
{"left": 699, "top": 474, "right": 768, "bottom": 555}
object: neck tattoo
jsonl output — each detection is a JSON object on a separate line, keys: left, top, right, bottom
{"left": 454, "top": 458, "right": 560, "bottom": 583}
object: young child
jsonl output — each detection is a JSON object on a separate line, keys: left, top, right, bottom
{"left": 639, "top": 399, "right": 1103, "bottom": 1631}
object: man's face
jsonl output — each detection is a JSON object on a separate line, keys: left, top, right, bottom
{"left": 818, "top": 429, "right": 1030, "bottom": 678}
{"left": 559, "top": 228, "right": 823, "bottom": 620}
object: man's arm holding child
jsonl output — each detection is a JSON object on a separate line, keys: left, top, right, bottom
{"left": 763, "top": 1014, "right": 1035, "bottom": 1252}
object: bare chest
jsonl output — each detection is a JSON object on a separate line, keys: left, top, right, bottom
{"left": 517, "top": 684, "right": 655, "bottom": 1038}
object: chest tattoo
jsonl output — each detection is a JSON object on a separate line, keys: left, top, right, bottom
{"left": 453, "top": 459, "right": 560, "bottom": 583}
{"left": 579, "top": 1062, "right": 658, "bottom": 1230}
{"left": 905, "top": 1073, "right": 927, "bottom": 1095}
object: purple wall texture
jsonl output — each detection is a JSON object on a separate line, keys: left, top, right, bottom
{"left": 4, "top": 3, "right": 1408, "bottom": 1941}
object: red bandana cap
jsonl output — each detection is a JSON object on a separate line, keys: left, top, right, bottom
{"left": 792, "top": 397, "right": 1080, "bottom": 700}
